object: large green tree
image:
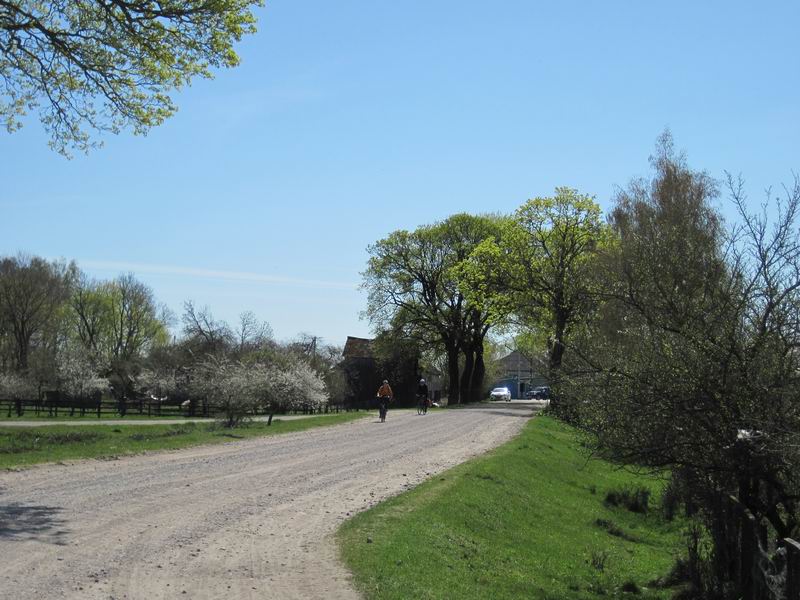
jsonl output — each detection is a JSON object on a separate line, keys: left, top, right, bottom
{"left": 70, "top": 272, "right": 169, "bottom": 394}
{"left": 364, "top": 213, "right": 499, "bottom": 404}
{"left": 568, "top": 136, "right": 800, "bottom": 594}
{"left": 461, "top": 189, "right": 607, "bottom": 386}
{"left": 1, "top": 0, "right": 262, "bottom": 155}
{"left": 0, "top": 254, "right": 75, "bottom": 371}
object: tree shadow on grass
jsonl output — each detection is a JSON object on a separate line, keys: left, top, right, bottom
{"left": 0, "top": 503, "right": 70, "bottom": 545}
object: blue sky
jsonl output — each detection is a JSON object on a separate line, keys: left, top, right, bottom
{"left": 1, "top": 1, "right": 798, "bottom": 346}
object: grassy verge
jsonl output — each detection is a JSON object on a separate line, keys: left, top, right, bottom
{"left": 0, "top": 412, "right": 368, "bottom": 469}
{"left": 338, "top": 416, "right": 686, "bottom": 600}
{"left": 0, "top": 412, "right": 214, "bottom": 421}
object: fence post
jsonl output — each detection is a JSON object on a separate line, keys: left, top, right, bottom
{"left": 786, "top": 538, "right": 800, "bottom": 600}
{"left": 740, "top": 510, "right": 757, "bottom": 599}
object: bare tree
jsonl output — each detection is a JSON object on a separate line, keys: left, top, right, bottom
{"left": 181, "top": 300, "right": 232, "bottom": 355}
{"left": 235, "top": 310, "right": 272, "bottom": 354}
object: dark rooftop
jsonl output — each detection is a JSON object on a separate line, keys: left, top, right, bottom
{"left": 343, "top": 336, "right": 374, "bottom": 359}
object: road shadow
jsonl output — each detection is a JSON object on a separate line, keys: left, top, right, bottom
{"left": 0, "top": 503, "right": 70, "bottom": 545}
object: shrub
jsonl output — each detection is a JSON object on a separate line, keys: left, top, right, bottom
{"left": 594, "top": 518, "right": 637, "bottom": 542}
{"left": 0, "top": 372, "right": 36, "bottom": 400}
{"left": 249, "top": 358, "right": 329, "bottom": 414}
{"left": 56, "top": 346, "right": 108, "bottom": 397}
{"left": 191, "top": 357, "right": 259, "bottom": 428}
{"left": 661, "top": 478, "right": 681, "bottom": 521}
{"left": 136, "top": 368, "right": 185, "bottom": 399}
{"left": 620, "top": 580, "right": 641, "bottom": 594}
{"left": 604, "top": 486, "right": 651, "bottom": 514}
{"left": 590, "top": 549, "right": 609, "bottom": 572}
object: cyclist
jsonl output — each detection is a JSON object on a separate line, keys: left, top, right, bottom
{"left": 417, "top": 378, "right": 429, "bottom": 415}
{"left": 376, "top": 380, "right": 393, "bottom": 422}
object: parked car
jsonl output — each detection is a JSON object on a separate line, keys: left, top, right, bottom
{"left": 528, "top": 386, "right": 551, "bottom": 399}
{"left": 490, "top": 387, "right": 512, "bottom": 401}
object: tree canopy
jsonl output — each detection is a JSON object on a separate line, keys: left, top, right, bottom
{"left": 459, "top": 188, "right": 607, "bottom": 377}
{"left": 0, "top": 0, "right": 262, "bottom": 155}
{"left": 363, "top": 213, "right": 500, "bottom": 403}
{"left": 564, "top": 138, "right": 800, "bottom": 589}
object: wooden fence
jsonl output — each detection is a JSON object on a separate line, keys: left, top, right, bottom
{"left": 718, "top": 494, "right": 800, "bottom": 600}
{"left": 787, "top": 539, "right": 800, "bottom": 600}
{"left": 0, "top": 396, "right": 350, "bottom": 419}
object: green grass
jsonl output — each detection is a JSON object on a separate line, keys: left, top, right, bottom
{"left": 0, "top": 412, "right": 213, "bottom": 421}
{"left": 0, "top": 412, "right": 368, "bottom": 469}
{"left": 338, "top": 416, "right": 686, "bottom": 600}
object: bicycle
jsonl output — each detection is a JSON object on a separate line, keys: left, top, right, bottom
{"left": 378, "top": 396, "right": 390, "bottom": 422}
{"left": 417, "top": 393, "right": 429, "bottom": 415}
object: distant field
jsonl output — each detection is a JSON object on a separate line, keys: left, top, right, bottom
{"left": 0, "top": 413, "right": 368, "bottom": 469}
{"left": 338, "top": 416, "right": 687, "bottom": 600}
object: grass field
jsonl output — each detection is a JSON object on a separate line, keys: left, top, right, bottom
{"left": 338, "top": 416, "right": 687, "bottom": 600}
{"left": 0, "top": 412, "right": 214, "bottom": 421}
{"left": 0, "top": 412, "right": 368, "bottom": 469}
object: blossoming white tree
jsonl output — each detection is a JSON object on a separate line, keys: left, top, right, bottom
{"left": 56, "top": 346, "right": 108, "bottom": 398}
{"left": 191, "top": 355, "right": 329, "bottom": 427}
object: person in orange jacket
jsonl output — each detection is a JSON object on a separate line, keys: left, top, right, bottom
{"left": 376, "top": 380, "right": 393, "bottom": 422}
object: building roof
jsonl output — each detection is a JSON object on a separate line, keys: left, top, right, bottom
{"left": 343, "top": 336, "right": 374, "bottom": 359}
{"left": 498, "top": 350, "right": 537, "bottom": 372}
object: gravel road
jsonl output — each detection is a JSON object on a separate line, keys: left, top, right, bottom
{"left": 0, "top": 403, "right": 536, "bottom": 600}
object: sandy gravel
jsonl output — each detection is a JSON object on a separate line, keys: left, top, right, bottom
{"left": 0, "top": 403, "right": 536, "bottom": 600}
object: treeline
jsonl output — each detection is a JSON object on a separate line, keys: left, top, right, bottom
{"left": 365, "top": 132, "right": 800, "bottom": 597}
{"left": 363, "top": 190, "right": 603, "bottom": 404}
{"left": 0, "top": 257, "right": 337, "bottom": 418}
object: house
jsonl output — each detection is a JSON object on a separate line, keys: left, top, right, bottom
{"left": 340, "top": 336, "right": 440, "bottom": 407}
{"left": 491, "top": 350, "right": 548, "bottom": 399}
{"left": 340, "top": 337, "right": 381, "bottom": 409}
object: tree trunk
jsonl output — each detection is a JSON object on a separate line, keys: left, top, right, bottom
{"left": 446, "top": 344, "right": 461, "bottom": 405}
{"left": 14, "top": 329, "right": 30, "bottom": 371}
{"left": 472, "top": 344, "right": 486, "bottom": 403}
{"left": 548, "top": 318, "right": 566, "bottom": 372}
{"left": 17, "top": 344, "right": 29, "bottom": 371}
{"left": 547, "top": 311, "right": 570, "bottom": 417}
{"left": 460, "top": 346, "right": 475, "bottom": 403}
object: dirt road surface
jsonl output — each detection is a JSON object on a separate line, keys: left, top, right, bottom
{"left": 0, "top": 403, "right": 536, "bottom": 600}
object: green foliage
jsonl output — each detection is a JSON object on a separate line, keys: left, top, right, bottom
{"left": 69, "top": 273, "right": 169, "bottom": 394}
{"left": 458, "top": 188, "right": 609, "bottom": 377}
{"left": 1, "top": 0, "right": 263, "bottom": 155}
{"left": 604, "top": 487, "right": 651, "bottom": 514}
{"left": 363, "top": 213, "right": 502, "bottom": 403}
{"left": 565, "top": 134, "right": 800, "bottom": 594}
{"left": 338, "top": 417, "right": 686, "bottom": 600}
{"left": 0, "top": 254, "right": 75, "bottom": 372}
